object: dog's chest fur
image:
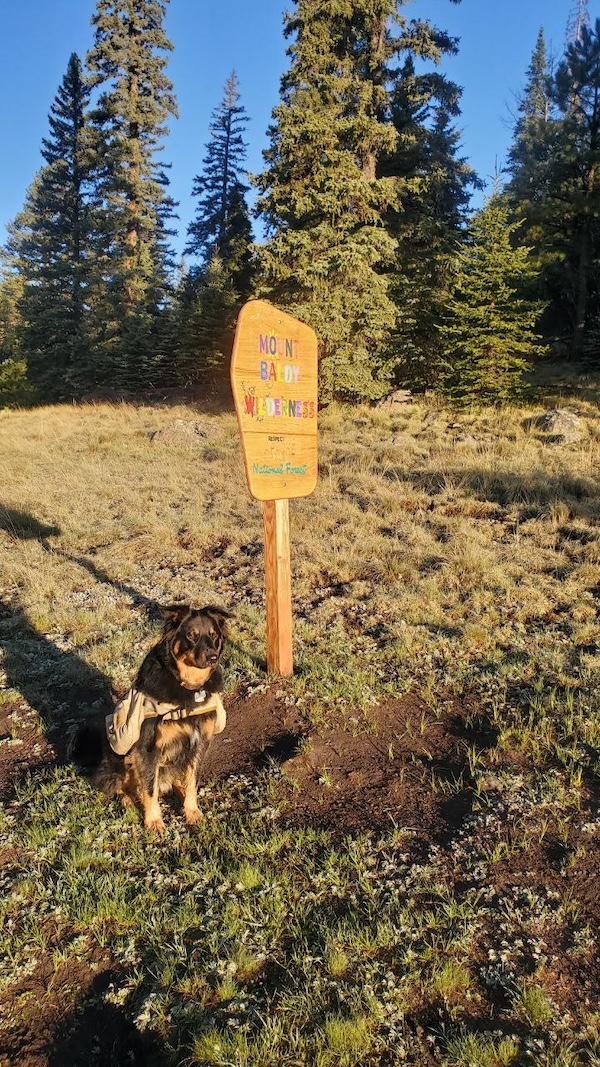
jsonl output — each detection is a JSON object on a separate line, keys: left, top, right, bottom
{"left": 131, "top": 716, "right": 211, "bottom": 793}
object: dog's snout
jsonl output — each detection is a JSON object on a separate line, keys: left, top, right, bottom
{"left": 207, "top": 650, "right": 218, "bottom": 663}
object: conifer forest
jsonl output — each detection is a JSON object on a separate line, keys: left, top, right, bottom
{"left": 1, "top": 0, "right": 600, "bottom": 408}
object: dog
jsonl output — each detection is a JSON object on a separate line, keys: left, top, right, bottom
{"left": 70, "top": 604, "right": 231, "bottom": 832}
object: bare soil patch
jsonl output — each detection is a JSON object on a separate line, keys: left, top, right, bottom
{"left": 0, "top": 954, "right": 161, "bottom": 1067}
{"left": 204, "top": 688, "right": 484, "bottom": 842}
{"left": 1, "top": 687, "right": 599, "bottom": 1064}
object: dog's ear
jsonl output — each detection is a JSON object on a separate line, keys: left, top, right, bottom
{"left": 160, "top": 604, "right": 192, "bottom": 631}
{"left": 202, "top": 605, "right": 233, "bottom": 634}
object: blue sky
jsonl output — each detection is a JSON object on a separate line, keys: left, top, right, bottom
{"left": 1, "top": 0, "right": 573, "bottom": 260}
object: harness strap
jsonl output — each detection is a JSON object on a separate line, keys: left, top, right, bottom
{"left": 106, "top": 687, "right": 226, "bottom": 755}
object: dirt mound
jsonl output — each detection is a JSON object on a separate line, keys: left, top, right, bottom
{"left": 203, "top": 687, "right": 492, "bottom": 841}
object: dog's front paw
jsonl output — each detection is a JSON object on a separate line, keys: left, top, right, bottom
{"left": 144, "top": 816, "right": 166, "bottom": 834}
{"left": 184, "top": 807, "right": 203, "bottom": 827}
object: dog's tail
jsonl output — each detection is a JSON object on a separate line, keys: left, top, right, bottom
{"left": 68, "top": 720, "right": 124, "bottom": 795}
{"left": 68, "top": 720, "right": 104, "bottom": 769}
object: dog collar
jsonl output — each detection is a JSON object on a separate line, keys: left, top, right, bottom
{"left": 194, "top": 689, "right": 207, "bottom": 703}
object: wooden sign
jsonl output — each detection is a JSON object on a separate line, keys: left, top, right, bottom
{"left": 230, "top": 299, "right": 318, "bottom": 502}
{"left": 230, "top": 300, "right": 318, "bottom": 677}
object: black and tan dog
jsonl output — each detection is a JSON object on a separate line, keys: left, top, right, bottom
{"left": 71, "top": 604, "right": 231, "bottom": 832}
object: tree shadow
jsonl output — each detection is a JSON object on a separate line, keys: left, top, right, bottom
{"left": 0, "top": 598, "right": 111, "bottom": 743}
{"left": 391, "top": 464, "right": 600, "bottom": 520}
{"left": 0, "top": 504, "right": 245, "bottom": 762}
{"left": 0, "top": 506, "right": 129, "bottom": 773}
{"left": 49, "top": 1003, "right": 167, "bottom": 1066}
{"left": 80, "top": 359, "right": 236, "bottom": 417}
{"left": 0, "top": 504, "right": 61, "bottom": 540}
{"left": 0, "top": 961, "right": 169, "bottom": 1067}
{"left": 40, "top": 541, "right": 160, "bottom": 615}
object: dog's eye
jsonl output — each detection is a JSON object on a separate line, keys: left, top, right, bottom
{"left": 187, "top": 629, "right": 200, "bottom": 642}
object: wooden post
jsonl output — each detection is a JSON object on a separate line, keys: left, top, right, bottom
{"left": 230, "top": 300, "right": 318, "bottom": 678}
{"left": 263, "top": 498, "right": 293, "bottom": 676}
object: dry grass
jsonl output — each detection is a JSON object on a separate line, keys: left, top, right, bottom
{"left": 1, "top": 379, "right": 599, "bottom": 712}
{"left": 1, "top": 368, "right": 600, "bottom": 1066}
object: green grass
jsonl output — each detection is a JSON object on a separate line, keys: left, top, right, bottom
{"left": 0, "top": 370, "right": 599, "bottom": 1063}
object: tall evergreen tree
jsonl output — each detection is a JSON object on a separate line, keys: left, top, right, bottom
{"left": 176, "top": 251, "right": 238, "bottom": 384}
{"left": 186, "top": 71, "right": 253, "bottom": 300}
{"left": 256, "top": 0, "right": 466, "bottom": 401}
{"left": 438, "top": 195, "right": 546, "bottom": 406}
{"left": 382, "top": 56, "right": 479, "bottom": 388}
{"left": 5, "top": 53, "right": 97, "bottom": 400}
{"left": 86, "top": 0, "right": 178, "bottom": 388}
{"left": 255, "top": 0, "right": 399, "bottom": 401}
{"left": 507, "top": 21, "right": 600, "bottom": 358}
{"left": 552, "top": 18, "right": 600, "bottom": 357}
{"left": 504, "top": 30, "right": 557, "bottom": 287}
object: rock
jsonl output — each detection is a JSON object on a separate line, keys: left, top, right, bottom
{"left": 536, "top": 409, "right": 585, "bottom": 441}
{"left": 454, "top": 434, "right": 480, "bottom": 450}
{"left": 376, "top": 389, "right": 414, "bottom": 408}
{"left": 390, "top": 432, "right": 417, "bottom": 449}
{"left": 150, "top": 419, "right": 217, "bottom": 446}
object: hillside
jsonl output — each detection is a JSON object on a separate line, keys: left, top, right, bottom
{"left": 0, "top": 375, "right": 599, "bottom": 1066}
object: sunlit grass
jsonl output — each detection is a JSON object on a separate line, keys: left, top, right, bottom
{"left": 1, "top": 372, "right": 599, "bottom": 1063}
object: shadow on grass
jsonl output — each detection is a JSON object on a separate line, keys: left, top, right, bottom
{"left": 0, "top": 505, "right": 249, "bottom": 749}
{"left": 46, "top": 970, "right": 168, "bottom": 1067}
{"left": 391, "top": 465, "right": 600, "bottom": 519}
{"left": 41, "top": 542, "right": 160, "bottom": 615}
{"left": 0, "top": 506, "right": 114, "bottom": 761}
{"left": 0, "top": 598, "right": 111, "bottom": 738}
{"left": 0, "top": 504, "right": 61, "bottom": 540}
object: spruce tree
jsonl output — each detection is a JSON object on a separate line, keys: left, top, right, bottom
{"left": 176, "top": 252, "right": 238, "bottom": 384}
{"left": 256, "top": 0, "right": 467, "bottom": 401}
{"left": 504, "top": 29, "right": 558, "bottom": 319}
{"left": 506, "top": 26, "right": 554, "bottom": 198}
{"left": 186, "top": 72, "right": 253, "bottom": 300}
{"left": 6, "top": 54, "right": 96, "bottom": 400}
{"left": 507, "top": 21, "right": 600, "bottom": 358}
{"left": 553, "top": 18, "right": 600, "bottom": 357}
{"left": 382, "top": 55, "right": 479, "bottom": 389}
{"left": 86, "top": 0, "right": 178, "bottom": 388}
{"left": 255, "top": 0, "right": 399, "bottom": 401}
{"left": 438, "top": 195, "right": 546, "bottom": 406}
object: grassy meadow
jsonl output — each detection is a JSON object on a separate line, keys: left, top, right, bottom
{"left": 0, "top": 370, "right": 599, "bottom": 1066}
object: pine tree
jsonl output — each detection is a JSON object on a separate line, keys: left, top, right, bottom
{"left": 507, "top": 21, "right": 600, "bottom": 358}
{"left": 186, "top": 72, "right": 253, "bottom": 300}
{"left": 86, "top": 0, "right": 178, "bottom": 388}
{"left": 504, "top": 30, "right": 557, "bottom": 256}
{"left": 438, "top": 195, "right": 546, "bottom": 406}
{"left": 503, "top": 28, "right": 560, "bottom": 345}
{"left": 552, "top": 18, "right": 600, "bottom": 357}
{"left": 176, "top": 252, "right": 238, "bottom": 384}
{"left": 5, "top": 54, "right": 97, "bottom": 400}
{"left": 382, "top": 54, "right": 479, "bottom": 389}
{"left": 255, "top": 0, "right": 399, "bottom": 401}
{"left": 256, "top": 0, "right": 467, "bottom": 401}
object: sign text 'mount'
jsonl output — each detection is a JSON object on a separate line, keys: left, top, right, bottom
{"left": 230, "top": 300, "right": 318, "bottom": 501}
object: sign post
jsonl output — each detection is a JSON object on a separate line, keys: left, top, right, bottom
{"left": 230, "top": 300, "right": 318, "bottom": 677}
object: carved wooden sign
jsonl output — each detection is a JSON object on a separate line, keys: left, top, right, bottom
{"left": 230, "top": 299, "right": 319, "bottom": 677}
{"left": 230, "top": 299, "right": 318, "bottom": 502}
